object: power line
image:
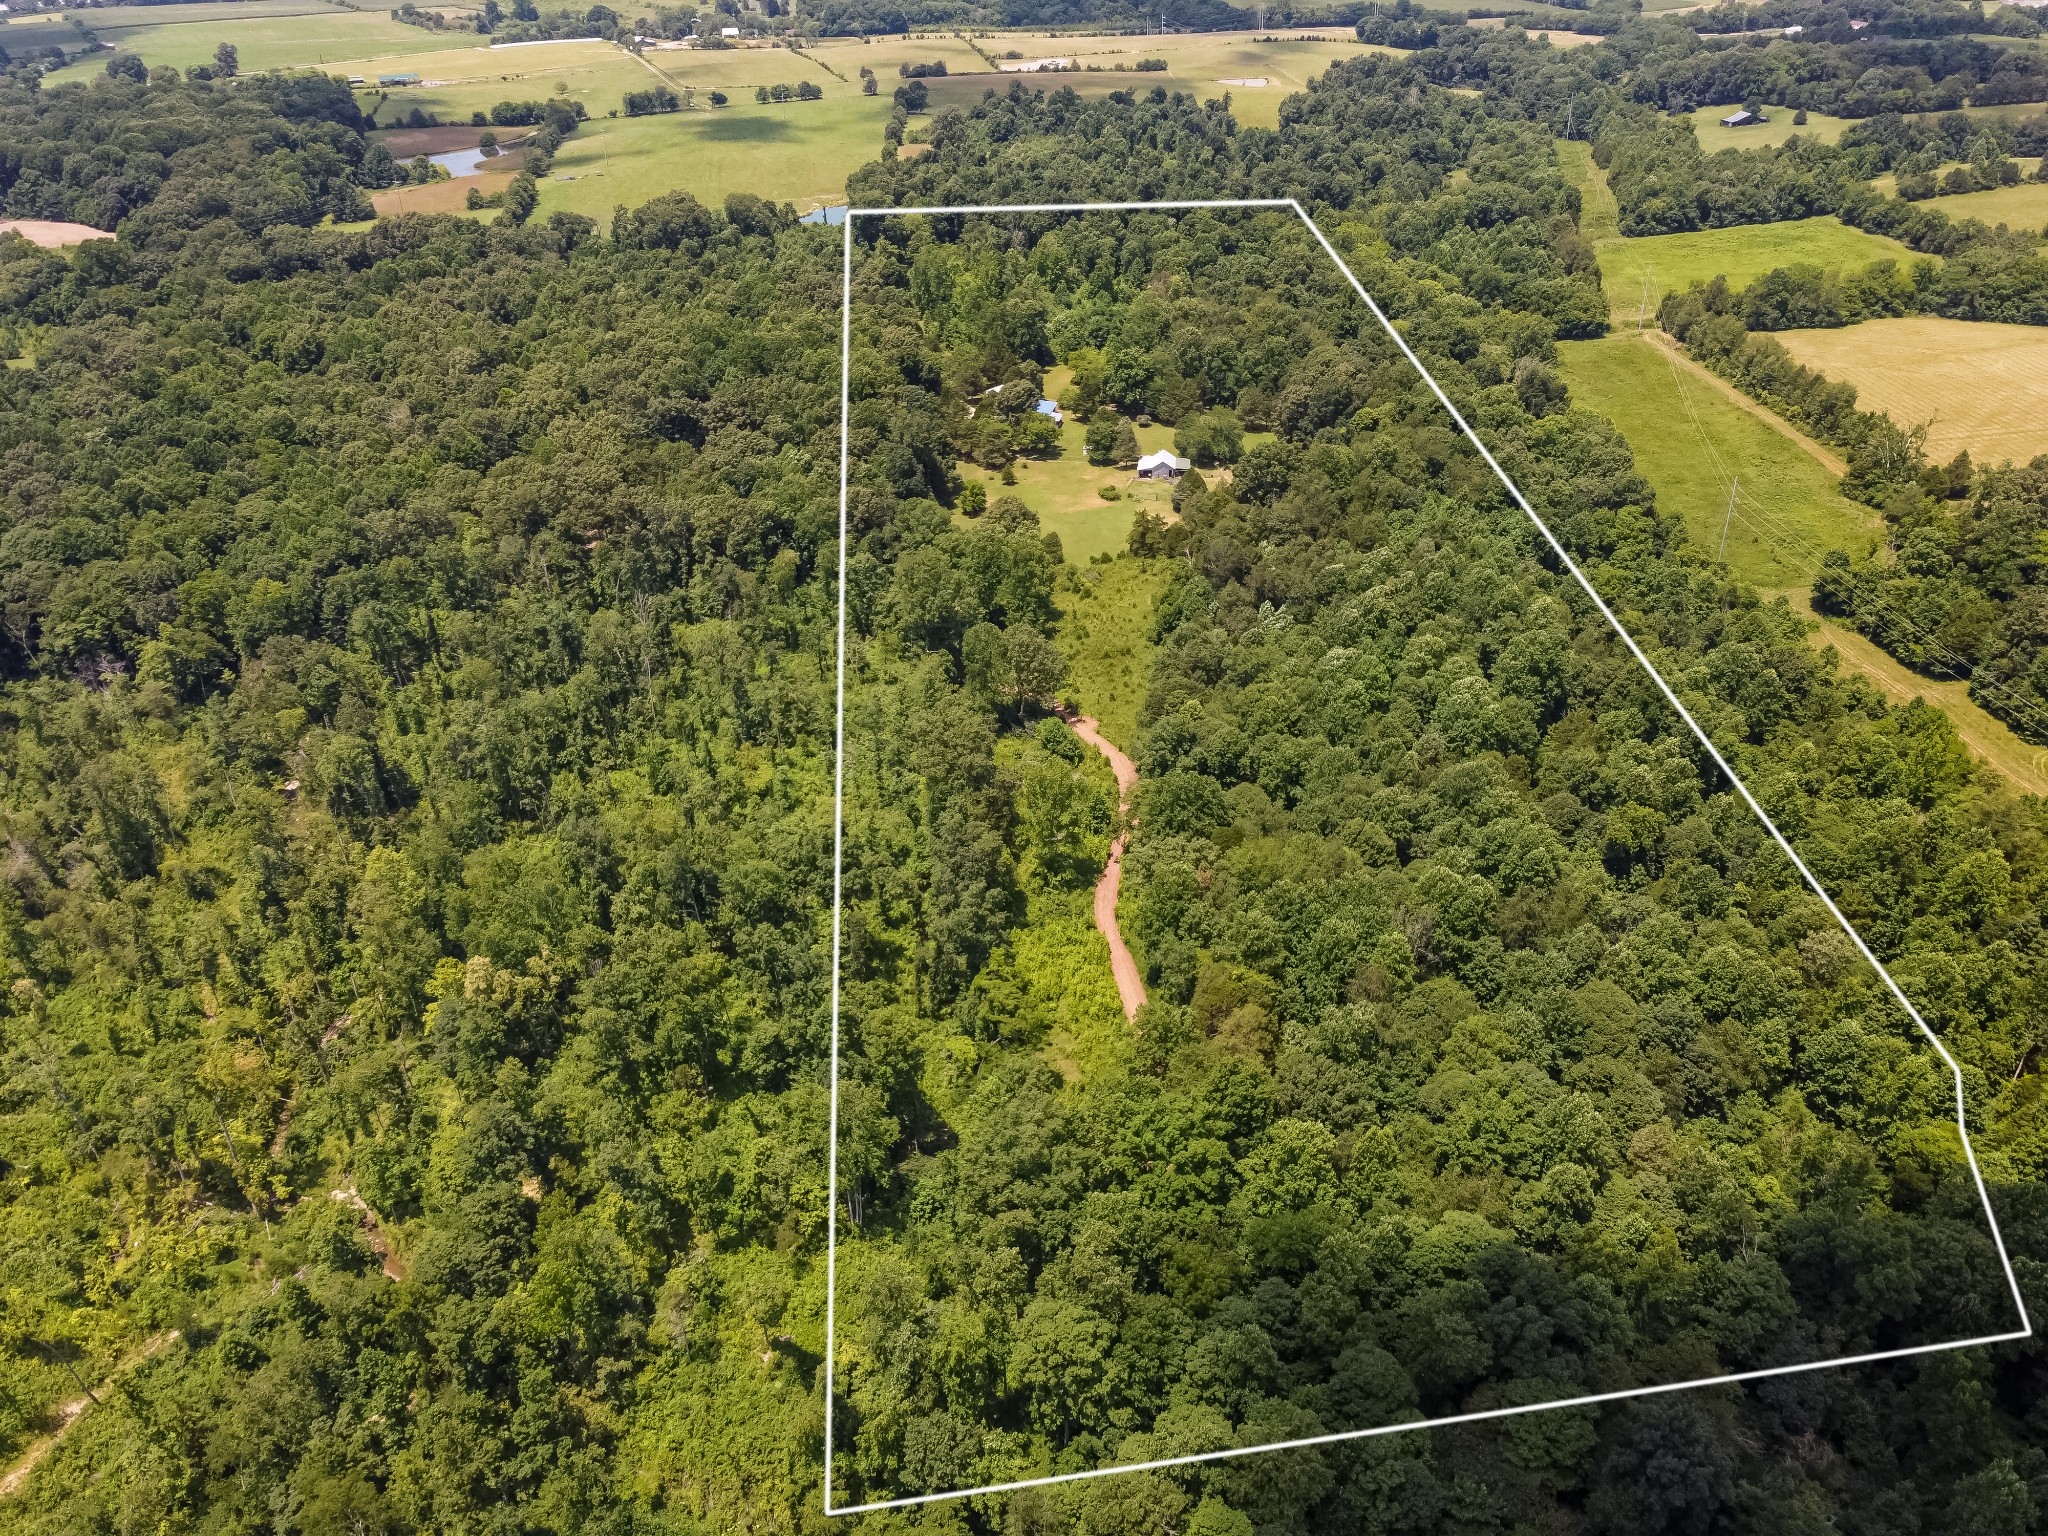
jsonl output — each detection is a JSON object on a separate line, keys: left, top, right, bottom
{"left": 1654, "top": 343, "right": 2048, "bottom": 742}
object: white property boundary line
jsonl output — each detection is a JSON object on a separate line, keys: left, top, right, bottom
{"left": 823, "top": 198, "right": 2033, "bottom": 1519}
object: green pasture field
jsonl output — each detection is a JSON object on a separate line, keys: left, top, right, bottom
{"left": 1773, "top": 314, "right": 2048, "bottom": 464}
{"left": 350, "top": 40, "right": 855, "bottom": 124}
{"left": 1558, "top": 138, "right": 1618, "bottom": 240}
{"left": 40, "top": 6, "right": 480, "bottom": 79}
{"left": 1917, "top": 175, "right": 2048, "bottom": 234}
{"left": 1689, "top": 103, "right": 1854, "bottom": 152}
{"left": 1954, "top": 100, "right": 2048, "bottom": 124}
{"left": 1594, "top": 216, "right": 1917, "bottom": 324}
{"left": 531, "top": 93, "right": 896, "bottom": 222}
{"left": 626, "top": 43, "right": 845, "bottom": 92}
{"left": 68, "top": 0, "right": 344, "bottom": 27}
{"left": 922, "top": 30, "right": 1401, "bottom": 130}
{"left": 795, "top": 32, "right": 988, "bottom": 79}
{"left": 1558, "top": 332, "right": 1880, "bottom": 594}
{"left": 345, "top": 40, "right": 638, "bottom": 122}
{"left": 0, "top": 14, "right": 87, "bottom": 54}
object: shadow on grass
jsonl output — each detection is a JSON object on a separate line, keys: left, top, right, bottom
{"left": 691, "top": 113, "right": 801, "bottom": 142}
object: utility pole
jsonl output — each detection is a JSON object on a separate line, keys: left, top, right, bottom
{"left": 1720, "top": 477, "right": 1738, "bottom": 561}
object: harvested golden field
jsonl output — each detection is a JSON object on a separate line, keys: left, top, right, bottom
{"left": 371, "top": 169, "right": 513, "bottom": 217}
{"left": 1774, "top": 315, "right": 2048, "bottom": 465}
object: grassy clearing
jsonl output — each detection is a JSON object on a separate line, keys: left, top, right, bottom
{"left": 1773, "top": 315, "right": 2048, "bottom": 464}
{"left": 1915, "top": 175, "right": 2048, "bottom": 234}
{"left": 956, "top": 416, "right": 1172, "bottom": 569}
{"left": 372, "top": 167, "right": 513, "bottom": 216}
{"left": 1557, "top": 138, "right": 1618, "bottom": 240}
{"left": 337, "top": 40, "right": 645, "bottom": 122}
{"left": 345, "top": 40, "right": 867, "bottom": 130}
{"left": 797, "top": 33, "right": 987, "bottom": 78}
{"left": 1467, "top": 19, "right": 1601, "bottom": 44}
{"left": 41, "top": 9, "right": 478, "bottom": 78}
{"left": 923, "top": 30, "right": 1401, "bottom": 130}
{"left": 0, "top": 14, "right": 86, "bottom": 54}
{"left": 1058, "top": 557, "right": 1168, "bottom": 755}
{"left": 1556, "top": 144, "right": 1915, "bottom": 323}
{"left": 1807, "top": 615, "right": 2048, "bottom": 796}
{"left": 1014, "top": 888, "right": 1131, "bottom": 1084}
{"left": 1555, "top": 330, "right": 2048, "bottom": 793}
{"left": 1557, "top": 332, "right": 1879, "bottom": 593}
{"left": 531, "top": 94, "right": 895, "bottom": 222}
{"left": 1689, "top": 103, "right": 1854, "bottom": 153}
{"left": 1593, "top": 217, "right": 1917, "bottom": 325}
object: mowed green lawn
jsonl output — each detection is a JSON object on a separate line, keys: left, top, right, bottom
{"left": 41, "top": 7, "right": 480, "bottom": 80}
{"left": 1558, "top": 332, "right": 1880, "bottom": 593}
{"left": 532, "top": 94, "right": 896, "bottom": 222}
{"left": 1594, "top": 217, "right": 1917, "bottom": 324}
{"left": 955, "top": 413, "right": 1181, "bottom": 568}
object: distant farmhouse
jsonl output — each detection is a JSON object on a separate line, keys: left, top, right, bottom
{"left": 1136, "top": 450, "right": 1190, "bottom": 480}
{"left": 1034, "top": 398, "right": 1063, "bottom": 425}
{"left": 1720, "top": 107, "right": 1769, "bottom": 127}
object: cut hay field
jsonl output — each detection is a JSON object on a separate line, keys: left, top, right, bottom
{"left": 61, "top": 0, "right": 344, "bottom": 25}
{"left": 1774, "top": 315, "right": 2048, "bottom": 464}
{"left": 531, "top": 93, "right": 897, "bottom": 223}
{"left": 921, "top": 30, "right": 1402, "bottom": 130}
{"left": 1688, "top": 103, "right": 1854, "bottom": 153}
{"left": 39, "top": 5, "right": 479, "bottom": 80}
{"left": 373, "top": 166, "right": 513, "bottom": 217}
{"left": 1593, "top": 216, "right": 1917, "bottom": 325}
{"left": 1557, "top": 332, "right": 1879, "bottom": 594}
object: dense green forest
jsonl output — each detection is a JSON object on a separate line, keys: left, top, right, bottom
{"left": 3, "top": 20, "right": 2048, "bottom": 1536}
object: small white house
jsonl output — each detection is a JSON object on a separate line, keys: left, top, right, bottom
{"left": 721, "top": 25, "right": 740, "bottom": 36}
{"left": 1136, "top": 450, "right": 1190, "bottom": 480}
{"left": 1034, "top": 398, "right": 1063, "bottom": 425}
{"left": 1720, "top": 108, "right": 1765, "bottom": 127}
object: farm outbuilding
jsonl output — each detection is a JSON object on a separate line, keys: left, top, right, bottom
{"left": 1034, "top": 398, "right": 1063, "bottom": 424}
{"left": 1136, "top": 450, "right": 1190, "bottom": 480}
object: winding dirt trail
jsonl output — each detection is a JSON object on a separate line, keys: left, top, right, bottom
{"left": 1061, "top": 710, "right": 1146, "bottom": 1022}
{"left": 0, "top": 1330, "right": 178, "bottom": 1502}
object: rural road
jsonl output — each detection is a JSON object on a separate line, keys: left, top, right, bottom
{"left": 1061, "top": 711, "right": 1146, "bottom": 1022}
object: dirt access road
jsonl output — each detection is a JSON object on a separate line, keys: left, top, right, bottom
{"left": 1062, "top": 711, "right": 1146, "bottom": 1021}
